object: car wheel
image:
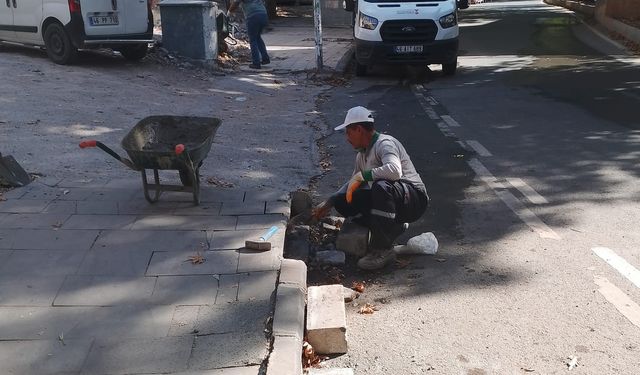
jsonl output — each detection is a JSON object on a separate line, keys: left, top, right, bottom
{"left": 119, "top": 44, "right": 148, "bottom": 61}
{"left": 355, "top": 61, "right": 367, "bottom": 77}
{"left": 44, "top": 23, "right": 78, "bottom": 65}
{"left": 442, "top": 60, "right": 457, "bottom": 76}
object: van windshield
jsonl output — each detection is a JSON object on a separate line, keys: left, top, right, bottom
{"left": 364, "top": 0, "right": 446, "bottom": 3}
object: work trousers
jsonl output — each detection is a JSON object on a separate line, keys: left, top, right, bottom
{"left": 333, "top": 180, "right": 429, "bottom": 250}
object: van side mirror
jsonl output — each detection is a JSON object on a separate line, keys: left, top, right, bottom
{"left": 344, "top": 0, "right": 355, "bottom": 12}
{"left": 457, "top": 0, "right": 469, "bottom": 9}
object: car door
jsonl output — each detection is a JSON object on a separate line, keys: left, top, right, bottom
{"left": 123, "top": 0, "right": 148, "bottom": 34}
{"left": 12, "top": 0, "right": 43, "bottom": 44}
{"left": 80, "top": 0, "right": 126, "bottom": 36}
{"left": 0, "top": 0, "right": 15, "bottom": 41}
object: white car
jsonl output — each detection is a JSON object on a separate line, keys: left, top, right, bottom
{"left": 0, "top": 0, "right": 154, "bottom": 64}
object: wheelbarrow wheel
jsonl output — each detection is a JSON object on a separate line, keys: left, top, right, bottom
{"left": 179, "top": 168, "right": 192, "bottom": 187}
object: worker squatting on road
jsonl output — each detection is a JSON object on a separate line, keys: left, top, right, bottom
{"left": 313, "top": 106, "right": 430, "bottom": 270}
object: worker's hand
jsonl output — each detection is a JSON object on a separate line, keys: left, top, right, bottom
{"left": 346, "top": 172, "right": 365, "bottom": 204}
{"left": 312, "top": 200, "right": 333, "bottom": 220}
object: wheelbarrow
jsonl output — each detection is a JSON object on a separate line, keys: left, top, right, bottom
{"left": 80, "top": 115, "right": 221, "bottom": 205}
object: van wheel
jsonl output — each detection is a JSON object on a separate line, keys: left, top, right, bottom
{"left": 119, "top": 44, "right": 148, "bottom": 61}
{"left": 44, "top": 23, "right": 78, "bottom": 65}
{"left": 442, "top": 60, "right": 457, "bottom": 76}
{"left": 355, "top": 62, "right": 367, "bottom": 77}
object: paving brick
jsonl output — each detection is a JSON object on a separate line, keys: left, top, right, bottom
{"left": 0, "top": 250, "right": 85, "bottom": 276}
{"left": 77, "top": 248, "right": 154, "bottom": 276}
{"left": 81, "top": 336, "right": 193, "bottom": 374}
{"left": 0, "top": 275, "right": 66, "bottom": 306}
{"left": 209, "top": 229, "right": 264, "bottom": 250}
{"left": 188, "top": 332, "right": 268, "bottom": 370}
{"left": 0, "top": 306, "right": 94, "bottom": 339}
{"left": 266, "top": 200, "right": 291, "bottom": 215}
{"left": 146, "top": 250, "right": 239, "bottom": 276}
{"left": 220, "top": 200, "right": 266, "bottom": 215}
{"left": 131, "top": 215, "right": 237, "bottom": 231}
{"left": 237, "top": 271, "right": 278, "bottom": 302}
{"left": 272, "top": 285, "right": 305, "bottom": 339}
{"left": 0, "top": 213, "right": 71, "bottom": 229}
{"left": 10, "top": 229, "right": 99, "bottom": 250}
{"left": 236, "top": 214, "right": 287, "bottom": 230}
{"left": 117, "top": 200, "right": 192, "bottom": 215}
{"left": 0, "top": 199, "right": 50, "bottom": 213}
{"left": 237, "top": 249, "right": 282, "bottom": 273}
{"left": 168, "top": 305, "right": 200, "bottom": 336}
{"left": 244, "top": 189, "right": 289, "bottom": 201}
{"left": 195, "top": 299, "right": 272, "bottom": 335}
{"left": 150, "top": 275, "right": 218, "bottom": 305}
{"left": 216, "top": 273, "right": 241, "bottom": 303}
{"left": 306, "top": 285, "right": 347, "bottom": 354}
{"left": 199, "top": 188, "right": 246, "bottom": 203}
{"left": 77, "top": 201, "right": 119, "bottom": 215}
{"left": 173, "top": 202, "right": 222, "bottom": 216}
{"left": 53, "top": 276, "right": 157, "bottom": 306}
{"left": 0, "top": 339, "right": 93, "bottom": 374}
{"left": 43, "top": 200, "right": 77, "bottom": 214}
{"left": 266, "top": 336, "right": 302, "bottom": 375}
{"left": 67, "top": 304, "right": 174, "bottom": 339}
{"left": 62, "top": 214, "right": 137, "bottom": 230}
{"left": 92, "top": 230, "right": 207, "bottom": 252}
{"left": 279, "top": 259, "right": 307, "bottom": 290}
{"left": 335, "top": 221, "right": 368, "bottom": 257}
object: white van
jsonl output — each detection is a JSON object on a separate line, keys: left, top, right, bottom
{"left": 344, "top": 0, "right": 468, "bottom": 76}
{"left": 0, "top": 0, "right": 154, "bottom": 64}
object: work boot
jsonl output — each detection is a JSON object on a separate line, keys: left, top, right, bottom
{"left": 357, "top": 247, "right": 396, "bottom": 270}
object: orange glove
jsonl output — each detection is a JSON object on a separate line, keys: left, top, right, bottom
{"left": 346, "top": 172, "right": 365, "bottom": 203}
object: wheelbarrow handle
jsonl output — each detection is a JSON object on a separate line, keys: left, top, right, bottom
{"left": 79, "top": 140, "right": 138, "bottom": 171}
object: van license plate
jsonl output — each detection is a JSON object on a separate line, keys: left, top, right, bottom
{"left": 89, "top": 15, "right": 119, "bottom": 26}
{"left": 394, "top": 45, "right": 423, "bottom": 54}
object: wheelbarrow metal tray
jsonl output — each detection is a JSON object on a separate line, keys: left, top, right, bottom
{"left": 121, "top": 115, "right": 221, "bottom": 170}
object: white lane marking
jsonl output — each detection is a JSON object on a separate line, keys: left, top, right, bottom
{"left": 594, "top": 275, "right": 640, "bottom": 328}
{"left": 441, "top": 115, "right": 461, "bottom": 127}
{"left": 424, "top": 107, "right": 440, "bottom": 120}
{"left": 466, "top": 140, "right": 493, "bottom": 157}
{"left": 415, "top": 84, "right": 425, "bottom": 92}
{"left": 455, "top": 140, "right": 468, "bottom": 150}
{"left": 506, "top": 177, "right": 549, "bottom": 205}
{"left": 468, "top": 158, "right": 561, "bottom": 240}
{"left": 593, "top": 247, "right": 640, "bottom": 289}
{"left": 426, "top": 96, "right": 439, "bottom": 106}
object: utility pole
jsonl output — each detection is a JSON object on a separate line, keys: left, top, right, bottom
{"left": 313, "top": 0, "right": 323, "bottom": 71}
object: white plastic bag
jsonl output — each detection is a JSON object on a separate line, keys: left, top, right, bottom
{"left": 393, "top": 232, "right": 438, "bottom": 255}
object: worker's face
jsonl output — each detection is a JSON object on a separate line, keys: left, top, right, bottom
{"left": 345, "top": 124, "right": 367, "bottom": 149}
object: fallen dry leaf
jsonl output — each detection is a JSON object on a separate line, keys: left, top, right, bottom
{"left": 51, "top": 221, "right": 63, "bottom": 230}
{"left": 435, "top": 258, "right": 447, "bottom": 263}
{"left": 185, "top": 252, "right": 206, "bottom": 265}
{"left": 302, "top": 340, "right": 327, "bottom": 369}
{"left": 351, "top": 281, "right": 365, "bottom": 293}
{"left": 395, "top": 258, "right": 411, "bottom": 268}
{"left": 358, "top": 303, "right": 378, "bottom": 314}
{"left": 206, "top": 176, "right": 234, "bottom": 188}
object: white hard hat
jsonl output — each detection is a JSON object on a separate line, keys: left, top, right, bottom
{"left": 334, "top": 106, "right": 374, "bottom": 131}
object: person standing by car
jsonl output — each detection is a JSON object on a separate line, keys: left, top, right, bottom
{"left": 228, "top": 0, "right": 270, "bottom": 69}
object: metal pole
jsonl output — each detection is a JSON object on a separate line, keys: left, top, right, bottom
{"left": 313, "top": 0, "right": 323, "bottom": 71}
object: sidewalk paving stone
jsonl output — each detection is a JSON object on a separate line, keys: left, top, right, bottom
{"left": 77, "top": 201, "right": 120, "bottom": 215}
{"left": 62, "top": 214, "right": 137, "bottom": 230}
{"left": 92, "top": 230, "right": 208, "bottom": 252}
{"left": 0, "top": 199, "right": 51, "bottom": 213}
{"left": 236, "top": 214, "right": 287, "bottom": 230}
{"left": 117, "top": 200, "right": 194, "bottom": 215}
{"left": 221, "top": 200, "right": 266, "bottom": 216}
{"left": 217, "top": 273, "right": 242, "bottom": 303}
{"left": 0, "top": 249, "right": 11, "bottom": 264}
{"left": 81, "top": 336, "right": 193, "bottom": 374}
{"left": 209, "top": 229, "right": 264, "bottom": 250}
{"left": 173, "top": 202, "right": 223, "bottom": 216}
{"left": 188, "top": 332, "right": 268, "bottom": 370}
{"left": 53, "top": 276, "right": 157, "bottom": 306}
{"left": 238, "top": 250, "right": 282, "bottom": 273}
{"left": 266, "top": 200, "right": 290, "bottom": 215}
{"left": 43, "top": 200, "right": 77, "bottom": 214}
{"left": 67, "top": 304, "right": 174, "bottom": 339}
{"left": 77, "top": 248, "right": 155, "bottom": 276}
{"left": 193, "top": 300, "right": 272, "bottom": 335}
{"left": 131, "top": 214, "right": 237, "bottom": 231}
{"left": 0, "top": 306, "right": 94, "bottom": 339}
{"left": 237, "top": 271, "right": 278, "bottom": 302}
{"left": 244, "top": 190, "right": 289, "bottom": 201}
{"left": 168, "top": 305, "right": 200, "bottom": 336}
{"left": 172, "top": 366, "right": 261, "bottom": 374}
{"left": 0, "top": 213, "right": 71, "bottom": 229}
{"left": 0, "top": 339, "right": 94, "bottom": 374}
{"left": 9, "top": 229, "right": 99, "bottom": 250}
{"left": 0, "top": 275, "right": 66, "bottom": 306}
{"left": 150, "top": 275, "right": 218, "bottom": 305}
{"left": 146, "top": 250, "right": 239, "bottom": 276}
{"left": 0, "top": 250, "right": 85, "bottom": 276}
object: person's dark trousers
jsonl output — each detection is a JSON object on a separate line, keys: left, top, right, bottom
{"left": 246, "top": 12, "right": 270, "bottom": 66}
{"left": 333, "top": 180, "right": 429, "bottom": 250}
